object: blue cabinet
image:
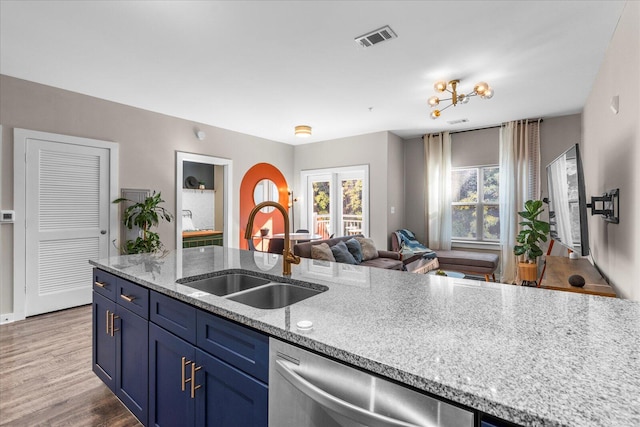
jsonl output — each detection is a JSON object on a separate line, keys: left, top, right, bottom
{"left": 92, "top": 291, "right": 116, "bottom": 390}
{"left": 148, "top": 291, "right": 268, "bottom": 427}
{"left": 195, "top": 348, "right": 268, "bottom": 426}
{"left": 116, "top": 303, "right": 148, "bottom": 425}
{"left": 149, "top": 322, "right": 196, "bottom": 426}
{"left": 93, "top": 269, "right": 268, "bottom": 427}
{"left": 92, "top": 269, "right": 149, "bottom": 426}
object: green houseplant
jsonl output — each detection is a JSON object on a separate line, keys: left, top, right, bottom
{"left": 513, "top": 199, "right": 550, "bottom": 262}
{"left": 113, "top": 191, "right": 174, "bottom": 254}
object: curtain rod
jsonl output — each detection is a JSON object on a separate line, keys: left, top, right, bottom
{"left": 421, "top": 118, "right": 544, "bottom": 138}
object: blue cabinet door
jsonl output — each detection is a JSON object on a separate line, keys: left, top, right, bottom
{"left": 116, "top": 305, "right": 148, "bottom": 426}
{"left": 92, "top": 292, "right": 116, "bottom": 391}
{"left": 149, "top": 322, "right": 196, "bottom": 427}
{"left": 195, "top": 349, "right": 268, "bottom": 427}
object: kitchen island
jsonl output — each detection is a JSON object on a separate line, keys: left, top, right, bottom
{"left": 90, "top": 246, "right": 640, "bottom": 426}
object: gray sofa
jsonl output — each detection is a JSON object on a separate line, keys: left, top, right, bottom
{"left": 293, "top": 235, "right": 403, "bottom": 270}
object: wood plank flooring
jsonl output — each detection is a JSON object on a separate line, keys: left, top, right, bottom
{"left": 0, "top": 305, "right": 140, "bottom": 426}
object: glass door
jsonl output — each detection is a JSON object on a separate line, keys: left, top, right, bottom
{"left": 302, "top": 166, "right": 368, "bottom": 239}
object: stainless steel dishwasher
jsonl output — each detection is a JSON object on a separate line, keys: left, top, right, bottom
{"left": 269, "top": 338, "right": 474, "bottom": 427}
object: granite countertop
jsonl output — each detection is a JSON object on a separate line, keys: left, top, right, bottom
{"left": 90, "top": 246, "right": 640, "bottom": 427}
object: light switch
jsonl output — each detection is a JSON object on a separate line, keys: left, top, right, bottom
{"left": 1, "top": 210, "right": 15, "bottom": 223}
{"left": 390, "top": 206, "right": 395, "bottom": 214}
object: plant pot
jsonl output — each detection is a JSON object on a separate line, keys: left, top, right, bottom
{"left": 518, "top": 262, "right": 538, "bottom": 282}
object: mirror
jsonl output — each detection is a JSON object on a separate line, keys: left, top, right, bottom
{"left": 253, "top": 179, "right": 279, "bottom": 213}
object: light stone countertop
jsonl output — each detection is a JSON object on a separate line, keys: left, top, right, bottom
{"left": 90, "top": 246, "right": 640, "bottom": 427}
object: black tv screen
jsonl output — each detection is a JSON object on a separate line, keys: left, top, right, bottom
{"left": 546, "top": 144, "right": 590, "bottom": 256}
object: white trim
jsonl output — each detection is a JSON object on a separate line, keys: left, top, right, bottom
{"left": 176, "top": 152, "right": 234, "bottom": 249}
{"left": 13, "top": 128, "right": 118, "bottom": 321}
{"left": 300, "top": 164, "right": 369, "bottom": 238}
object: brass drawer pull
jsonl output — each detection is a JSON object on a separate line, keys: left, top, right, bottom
{"left": 95, "top": 281, "right": 106, "bottom": 288}
{"left": 191, "top": 362, "right": 202, "bottom": 398}
{"left": 181, "top": 357, "right": 193, "bottom": 391}
{"left": 120, "top": 294, "right": 135, "bottom": 302}
{"left": 109, "top": 312, "right": 120, "bottom": 337}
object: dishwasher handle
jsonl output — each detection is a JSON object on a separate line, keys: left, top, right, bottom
{"left": 275, "top": 359, "right": 420, "bottom": 427}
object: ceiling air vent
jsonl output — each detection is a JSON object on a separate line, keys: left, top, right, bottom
{"left": 447, "top": 119, "right": 469, "bottom": 125}
{"left": 355, "top": 25, "right": 397, "bottom": 48}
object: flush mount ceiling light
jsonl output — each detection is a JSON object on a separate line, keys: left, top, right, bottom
{"left": 294, "top": 125, "right": 312, "bottom": 137}
{"left": 428, "top": 79, "right": 494, "bottom": 119}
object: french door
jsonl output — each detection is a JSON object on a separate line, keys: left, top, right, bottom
{"left": 301, "top": 166, "right": 368, "bottom": 239}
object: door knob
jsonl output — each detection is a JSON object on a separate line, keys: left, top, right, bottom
{"left": 100, "top": 230, "right": 107, "bottom": 235}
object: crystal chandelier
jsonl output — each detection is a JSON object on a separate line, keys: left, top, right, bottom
{"left": 428, "top": 79, "right": 494, "bottom": 119}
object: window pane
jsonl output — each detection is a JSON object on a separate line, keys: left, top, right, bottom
{"left": 483, "top": 205, "right": 500, "bottom": 240}
{"left": 312, "top": 181, "right": 331, "bottom": 239}
{"left": 452, "top": 205, "right": 477, "bottom": 239}
{"left": 342, "top": 179, "right": 363, "bottom": 236}
{"left": 452, "top": 169, "right": 478, "bottom": 203}
{"left": 483, "top": 167, "right": 499, "bottom": 203}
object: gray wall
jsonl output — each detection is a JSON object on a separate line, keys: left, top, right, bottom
{"left": 582, "top": 1, "right": 639, "bottom": 301}
{"left": 293, "top": 131, "right": 394, "bottom": 249}
{"left": 0, "top": 75, "right": 294, "bottom": 315}
{"left": 386, "top": 132, "right": 405, "bottom": 249}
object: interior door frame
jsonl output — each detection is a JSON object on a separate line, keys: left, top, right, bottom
{"left": 176, "top": 152, "right": 233, "bottom": 249}
{"left": 13, "top": 128, "right": 119, "bottom": 321}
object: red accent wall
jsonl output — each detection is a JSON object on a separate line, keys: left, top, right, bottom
{"left": 239, "top": 163, "right": 289, "bottom": 250}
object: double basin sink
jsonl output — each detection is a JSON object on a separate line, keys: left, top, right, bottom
{"left": 177, "top": 271, "right": 326, "bottom": 309}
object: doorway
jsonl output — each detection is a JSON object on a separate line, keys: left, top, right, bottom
{"left": 13, "top": 129, "right": 118, "bottom": 320}
{"left": 176, "top": 152, "right": 233, "bottom": 249}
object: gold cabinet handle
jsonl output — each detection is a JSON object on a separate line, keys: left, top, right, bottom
{"left": 181, "top": 357, "right": 193, "bottom": 391}
{"left": 109, "top": 312, "right": 120, "bottom": 337}
{"left": 95, "top": 281, "right": 106, "bottom": 288}
{"left": 191, "top": 362, "right": 202, "bottom": 398}
{"left": 119, "top": 294, "right": 135, "bottom": 302}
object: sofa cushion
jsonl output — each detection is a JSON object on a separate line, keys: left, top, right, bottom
{"left": 344, "top": 238, "right": 363, "bottom": 264}
{"left": 311, "top": 243, "right": 335, "bottom": 262}
{"left": 330, "top": 241, "right": 357, "bottom": 265}
{"left": 355, "top": 237, "right": 378, "bottom": 261}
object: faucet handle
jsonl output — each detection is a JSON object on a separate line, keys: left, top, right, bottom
{"left": 286, "top": 251, "right": 301, "bottom": 265}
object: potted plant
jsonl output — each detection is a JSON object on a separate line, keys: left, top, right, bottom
{"left": 113, "top": 191, "right": 174, "bottom": 255}
{"left": 513, "top": 199, "right": 550, "bottom": 284}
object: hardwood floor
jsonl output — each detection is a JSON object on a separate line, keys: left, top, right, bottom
{"left": 0, "top": 305, "right": 140, "bottom": 426}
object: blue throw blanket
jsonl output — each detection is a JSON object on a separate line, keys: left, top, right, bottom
{"left": 394, "top": 229, "right": 436, "bottom": 260}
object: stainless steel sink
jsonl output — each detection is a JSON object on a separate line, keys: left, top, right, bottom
{"left": 226, "top": 283, "right": 324, "bottom": 309}
{"left": 180, "top": 273, "right": 270, "bottom": 296}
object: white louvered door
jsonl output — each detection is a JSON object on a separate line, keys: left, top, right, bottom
{"left": 25, "top": 139, "right": 110, "bottom": 316}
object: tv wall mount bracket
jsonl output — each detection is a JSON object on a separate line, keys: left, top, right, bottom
{"left": 588, "top": 188, "right": 619, "bottom": 224}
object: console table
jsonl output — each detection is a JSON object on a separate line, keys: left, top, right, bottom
{"left": 540, "top": 256, "right": 616, "bottom": 297}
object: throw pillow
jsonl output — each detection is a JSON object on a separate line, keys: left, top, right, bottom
{"left": 345, "top": 238, "right": 363, "bottom": 264}
{"left": 355, "top": 237, "right": 378, "bottom": 261}
{"left": 330, "top": 241, "right": 358, "bottom": 265}
{"left": 311, "top": 243, "right": 336, "bottom": 262}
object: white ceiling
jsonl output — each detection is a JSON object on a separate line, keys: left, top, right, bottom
{"left": 0, "top": 1, "right": 626, "bottom": 145}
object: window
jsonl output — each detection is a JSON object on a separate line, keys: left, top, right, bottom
{"left": 451, "top": 166, "right": 499, "bottom": 242}
{"left": 300, "top": 165, "right": 369, "bottom": 239}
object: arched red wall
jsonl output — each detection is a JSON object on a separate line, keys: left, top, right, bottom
{"left": 239, "top": 163, "right": 289, "bottom": 250}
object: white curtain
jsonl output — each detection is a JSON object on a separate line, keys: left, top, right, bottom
{"left": 548, "top": 156, "right": 573, "bottom": 245}
{"left": 425, "top": 132, "right": 452, "bottom": 250}
{"left": 499, "top": 120, "right": 541, "bottom": 283}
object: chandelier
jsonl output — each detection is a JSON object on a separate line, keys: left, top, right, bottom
{"left": 428, "top": 79, "right": 494, "bottom": 119}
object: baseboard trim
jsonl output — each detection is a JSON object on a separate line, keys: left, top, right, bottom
{"left": 1, "top": 313, "right": 15, "bottom": 324}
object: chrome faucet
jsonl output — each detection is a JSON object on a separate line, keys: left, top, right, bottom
{"left": 245, "top": 201, "right": 301, "bottom": 276}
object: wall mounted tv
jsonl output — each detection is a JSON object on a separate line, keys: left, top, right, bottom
{"left": 545, "top": 143, "right": 590, "bottom": 256}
